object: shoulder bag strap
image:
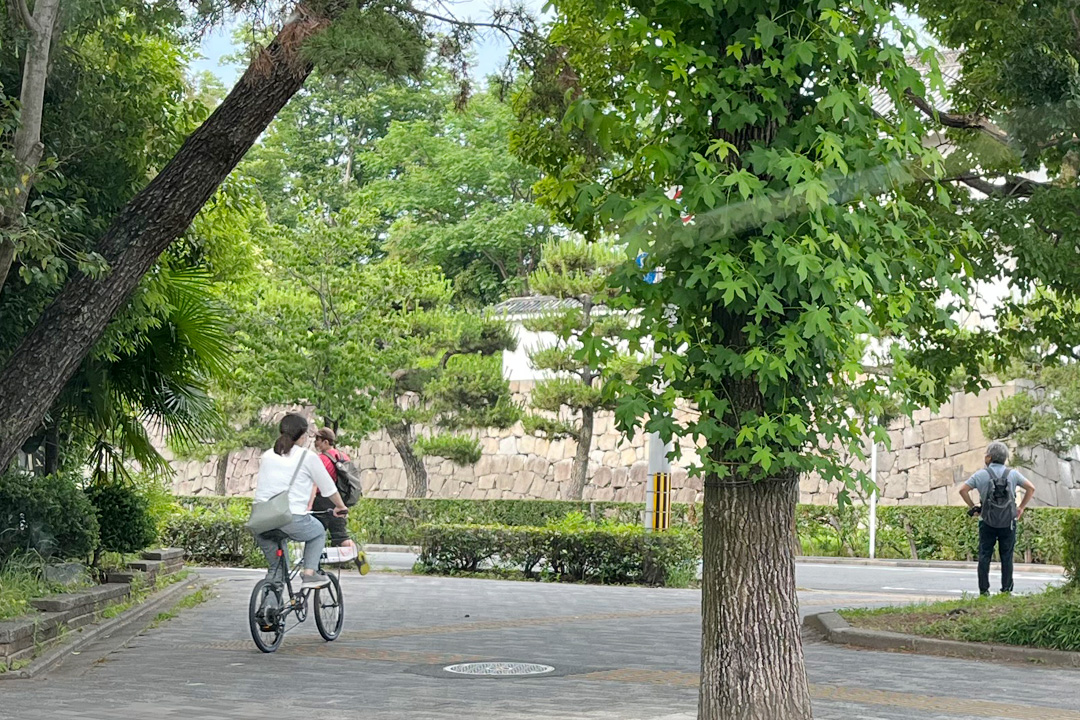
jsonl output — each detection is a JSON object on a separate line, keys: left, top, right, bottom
{"left": 286, "top": 448, "right": 307, "bottom": 491}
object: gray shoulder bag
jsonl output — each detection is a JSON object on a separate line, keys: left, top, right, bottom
{"left": 247, "top": 449, "right": 307, "bottom": 535}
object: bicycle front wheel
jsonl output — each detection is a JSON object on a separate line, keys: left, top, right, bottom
{"left": 314, "top": 572, "right": 344, "bottom": 641}
{"left": 249, "top": 579, "right": 285, "bottom": 653}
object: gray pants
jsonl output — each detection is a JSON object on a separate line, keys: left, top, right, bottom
{"left": 254, "top": 514, "right": 326, "bottom": 583}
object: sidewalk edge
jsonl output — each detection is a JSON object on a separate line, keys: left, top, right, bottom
{"left": 0, "top": 573, "right": 204, "bottom": 680}
{"left": 805, "top": 610, "right": 1080, "bottom": 668}
{"left": 795, "top": 557, "right": 1064, "bottom": 574}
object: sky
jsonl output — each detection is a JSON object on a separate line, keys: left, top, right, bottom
{"left": 191, "top": 0, "right": 545, "bottom": 87}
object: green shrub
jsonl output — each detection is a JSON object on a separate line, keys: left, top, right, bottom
{"left": 0, "top": 470, "right": 99, "bottom": 562}
{"left": 416, "top": 521, "right": 700, "bottom": 587}
{"left": 160, "top": 506, "right": 264, "bottom": 567}
{"left": 131, "top": 474, "right": 182, "bottom": 536}
{"left": 173, "top": 495, "right": 1080, "bottom": 567}
{"left": 1063, "top": 513, "right": 1080, "bottom": 584}
{"left": 86, "top": 482, "right": 158, "bottom": 556}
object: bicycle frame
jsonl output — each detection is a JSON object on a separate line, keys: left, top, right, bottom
{"left": 262, "top": 515, "right": 341, "bottom": 632}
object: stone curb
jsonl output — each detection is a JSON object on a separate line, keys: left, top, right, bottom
{"left": 0, "top": 574, "right": 204, "bottom": 681}
{"left": 365, "top": 544, "right": 421, "bottom": 554}
{"left": 806, "top": 611, "right": 1080, "bottom": 668}
{"left": 365, "top": 546, "right": 1065, "bottom": 575}
{"left": 795, "top": 557, "right": 1064, "bottom": 574}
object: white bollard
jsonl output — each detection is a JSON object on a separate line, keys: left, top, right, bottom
{"left": 869, "top": 436, "right": 878, "bottom": 559}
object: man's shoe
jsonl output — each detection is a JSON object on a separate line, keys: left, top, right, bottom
{"left": 355, "top": 551, "right": 371, "bottom": 576}
{"left": 979, "top": 591, "right": 990, "bottom": 597}
{"left": 302, "top": 573, "right": 331, "bottom": 590}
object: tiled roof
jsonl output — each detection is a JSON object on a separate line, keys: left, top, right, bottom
{"left": 491, "top": 295, "right": 620, "bottom": 317}
{"left": 871, "top": 49, "right": 962, "bottom": 118}
{"left": 491, "top": 295, "right": 581, "bottom": 316}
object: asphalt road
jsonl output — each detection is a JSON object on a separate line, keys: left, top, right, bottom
{"left": 3, "top": 563, "right": 1073, "bottom": 720}
{"left": 367, "top": 550, "right": 1064, "bottom": 600}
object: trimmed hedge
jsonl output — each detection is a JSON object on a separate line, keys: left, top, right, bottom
{"left": 172, "top": 496, "right": 1080, "bottom": 567}
{"left": 416, "top": 522, "right": 700, "bottom": 587}
{"left": 160, "top": 505, "right": 264, "bottom": 567}
{"left": 176, "top": 496, "right": 687, "bottom": 545}
{"left": 796, "top": 504, "right": 1078, "bottom": 564}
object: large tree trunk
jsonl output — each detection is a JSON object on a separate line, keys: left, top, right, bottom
{"left": 387, "top": 421, "right": 428, "bottom": 498}
{"left": 0, "top": 10, "right": 330, "bottom": 472}
{"left": 699, "top": 473, "right": 812, "bottom": 720}
{"left": 565, "top": 405, "right": 593, "bottom": 500}
{"left": 0, "top": 0, "right": 62, "bottom": 293}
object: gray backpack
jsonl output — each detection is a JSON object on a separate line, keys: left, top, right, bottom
{"left": 324, "top": 452, "right": 363, "bottom": 507}
{"left": 982, "top": 466, "right": 1016, "bottom": 528}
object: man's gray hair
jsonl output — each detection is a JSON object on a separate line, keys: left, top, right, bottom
{"left": 986, "top": 441, "right": 1010, "bottom": 465}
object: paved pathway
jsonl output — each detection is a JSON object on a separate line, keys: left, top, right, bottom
{"left": 1, "top": 565, "right": 1074, "bottom": 720}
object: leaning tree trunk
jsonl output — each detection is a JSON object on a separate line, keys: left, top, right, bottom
{"left": 0, "top": 10, "right": 331, "bottom": 471}
{"left": 0, "top": 0, "right": 63, "bottom": 293}
{"left": 700, "top": 472, "right": 812, "bottom": 720}
{"left": 386, "top": 421, "right": 428, "bottom": 498}
{"left": 565, "top": 405, "right": 594, "bottom": 500}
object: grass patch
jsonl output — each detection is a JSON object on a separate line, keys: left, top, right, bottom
{"left": 0, "top": 658, "right": 32, "bottom": 674}
{"left": 150, "top": 584, "right": 212, "bottom": 629}
{"left": 0, "top": 555, "right": 92, "bottom": 620}
{"left": 98, "top": 569, "right": 193, "bottom": 621}
{"left": 841, "top": 586, "right": 1080, "bottom": 651}
{"left": 174, "top": 584, "right": 212, "bottom": 611}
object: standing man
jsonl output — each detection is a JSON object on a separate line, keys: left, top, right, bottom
{"left": 958, "top": 441, "right": 1036, "bottom": 596}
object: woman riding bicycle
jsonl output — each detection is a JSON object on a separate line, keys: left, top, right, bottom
{"left": 253, "top": 413, "right": 347, "bottom": 590}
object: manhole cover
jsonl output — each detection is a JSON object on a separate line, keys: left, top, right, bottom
{"left": 443, "top": 662, "right": 555, "bottom": 676}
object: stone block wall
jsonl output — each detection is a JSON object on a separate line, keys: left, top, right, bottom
{"left": 167, "top": 380, "right": 1080, "bottom": 508}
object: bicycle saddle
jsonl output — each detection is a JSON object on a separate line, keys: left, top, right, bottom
{"left": 259, "top": 529, "right": 289, "bottom": 542}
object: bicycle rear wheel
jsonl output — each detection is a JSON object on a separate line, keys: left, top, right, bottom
{"left": 314, "top": 573, "right": 344, "bottom": 641}
{"left": 249, "top": 579, "right": 285, "bottom": 653}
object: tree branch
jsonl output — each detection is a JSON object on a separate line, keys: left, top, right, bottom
{"left": 1071, "top": 9, "right": 1080, "bottom": 56}
{"left": 14, "top": 0, "right": 38, "bottom": 34}
{"left": 945, "top": 173, "right": 1047, "bottom": 199}
{"left": 905, "top": 90, "right": 1011, "bottom": 146}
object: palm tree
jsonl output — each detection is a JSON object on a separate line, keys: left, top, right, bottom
{"left": 33, "top": 266, "right": 230, "bottom": 480}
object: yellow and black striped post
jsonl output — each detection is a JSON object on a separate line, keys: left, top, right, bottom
{"left": 649, "top": 471, "right": 672, "bottom": 531}
{"left": 644, "top": 430, "right": 674, "bottom": 531}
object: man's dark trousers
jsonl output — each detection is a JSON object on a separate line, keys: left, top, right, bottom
{"left": 978, "top": 520, "right": 1016, "bottom": 595}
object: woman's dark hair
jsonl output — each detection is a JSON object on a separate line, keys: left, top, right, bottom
{"left": 274, "top": 413, "right": 309, "bottom": 456}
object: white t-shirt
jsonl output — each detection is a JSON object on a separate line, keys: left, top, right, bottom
{"left": 254, "top": 446, "right": 337, "bottom": 516}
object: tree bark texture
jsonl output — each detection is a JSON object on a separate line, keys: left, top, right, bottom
{"left": 215, "top": 451, "right": 229, "bottom": 496}
{"left": 0, "top": 12, "right": 329, "bottom": 471}
{"left": 564, "top": 293, "right": 595, "bottom": 500}
{"left": 566, "top": 404, "right": 593, "bottom": 500}
{"left": 387, "top": 421, "right": 428, "bottom": 498}
{"left": 0, "top": 0, "right": 61, "bottom": 293}
{"left": 699, "top": 474, "right": 812, "bottom": 720}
